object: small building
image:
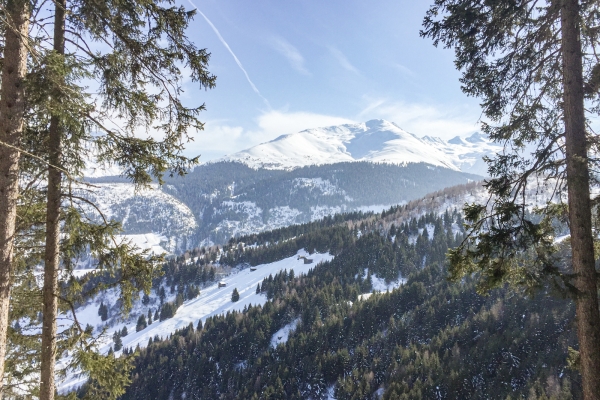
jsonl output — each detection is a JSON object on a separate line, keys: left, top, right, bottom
{"left": 297, "top": 255, "right": 313, "bottom": 264}
{"left": 250, "top": 267, "right": 257, "bottom": 271}
{"left": 218, "top": 281, "right": 227, "bottom": 288}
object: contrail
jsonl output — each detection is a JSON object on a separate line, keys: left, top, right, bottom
{"left": 187, "top": 0, "right": 271, "bottom": 109}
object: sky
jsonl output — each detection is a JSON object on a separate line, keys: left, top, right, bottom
{"left": 175, "top": 0, "right": 483, "bottom": 161}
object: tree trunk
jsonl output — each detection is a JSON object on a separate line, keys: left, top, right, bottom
{"left": 561, "top": 1, "right": 600, "bottom": 399}
{"left": 0, "top": 1, "right": 29, "bottom": 398}
{"left": 39, "top": 1, "right": 65, "bottom": 399}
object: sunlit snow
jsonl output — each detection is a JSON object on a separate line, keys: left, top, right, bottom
{"left": 58, "top": 249, "right": 333, "bottom": 393}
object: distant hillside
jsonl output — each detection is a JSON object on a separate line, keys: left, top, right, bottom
{"left": 163, "top": 161, "right": 481, "bottom": 244}
{"left": 107, "top": 182, "right": 579, "bottom": 400}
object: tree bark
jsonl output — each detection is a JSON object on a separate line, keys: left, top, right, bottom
{"left": 0, "top": 1, "right": 29, "bottom": 398}
{"left": 561, "top": 1, "right": 600, "bottom": 399}
{"left": 39, "top": 1, "right": 65, "bottom": 399}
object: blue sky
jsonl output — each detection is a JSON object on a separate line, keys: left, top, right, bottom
{"left": 178, "top": 0, "right": 483, "bottom": 161}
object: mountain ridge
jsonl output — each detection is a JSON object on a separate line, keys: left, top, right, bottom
{"left": 218, "top": 119, "right": 499, "bottom": 176}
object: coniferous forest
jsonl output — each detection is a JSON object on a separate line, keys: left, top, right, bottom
{"left": 100, "top": 205, "right": 580, "bottom": 400}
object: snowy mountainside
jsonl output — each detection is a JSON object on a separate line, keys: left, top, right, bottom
{"left": 221, "top": 118, "right": 500, "bottom": 176}
{"left": 82, "top": 119, "right": 495, "bottom": 249}
{"left": 422, "top": 131, "right": 502, "bottom": 176}
{"left": 83, "top": 183, "right": 198, "bottom": 254}
{"left": 58, "top": 249, "right": 334, "bottom": 393}
{"left": 222, "top": 119, "right": 459, "bottom": 171}
{"left": 164, "top": 161, "right": 481, "bottom": 245}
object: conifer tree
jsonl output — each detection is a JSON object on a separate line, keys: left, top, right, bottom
{"left": 0, "top": 2, "right": 31, "bottom": 395}
{"left": 1, "top": 0, "right": 216, "bottom": 397}
{"left": 112, "top": 331, "right": 123, "bottom": 352}
{"left": 232, "top": 288, "right": 240, "bottom": 302}
{"left": 98, "top": 302, "right": 108, "bottom": 322}
{"left": 422, "top": 1, "right": 600, "bottom": 398}
{"left": 136, "top": 315, "right": 147, "bottom": 332}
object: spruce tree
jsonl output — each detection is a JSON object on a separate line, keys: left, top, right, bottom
{"left": 112, "top": 331, "right": 123, "bottom": 352}
{"left": 422, "top": 1, "right": 600, "bottom": 398}
{"left": 231, "top": 288, "right": 240, "bottom": 302}
{"left": 98, "top": 302, "right": 108, "bottom": 322}
{"left": 1, "top": 0, "right": 215, "bottom": 397}
{"left": 0, "top": 2, "right": 31, "bottom": 395}
{"left": 136, "top": 315, "right": 148, "bottom": 332}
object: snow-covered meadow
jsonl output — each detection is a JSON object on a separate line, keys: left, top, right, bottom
{"left": 58, "top": 249, "right": 333, "bottom": 392}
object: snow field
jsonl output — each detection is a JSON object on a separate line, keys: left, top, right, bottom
{"left": 58, "top": 250, "right": 334, "bottom": 392}
{"left": 115, "top": 250, "right": 333, "bottom": 353}
{"left": 270, "top": 318, "right": 300, "bottom": 348}
{"left": 220, "top": 119, "right": 499, "bottom": 176}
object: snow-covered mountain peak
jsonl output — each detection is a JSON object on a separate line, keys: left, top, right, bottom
{"left": 221, "top": 119, "right": 458, "bottom": 171}
{"left": 465, "top": 132, "right": 488, "bottom": 143}
{"left": 448, "top": 136, "right": 467, "bottom": 145}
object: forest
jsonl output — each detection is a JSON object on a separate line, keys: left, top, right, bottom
{"left": 88, "top": 207, "right": 580, "bottom": 399}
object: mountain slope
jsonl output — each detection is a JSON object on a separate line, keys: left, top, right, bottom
{"left": 221, "top": 119, "right": 500, "bottom": 176}
{"left": 222, "top": 119, "right": 459, "bottom": 171}
{"left": 84, "top": 183, "right": 199, "bottom": 254}
{"left": 85, "top": 119, "right": 498, "bottom": 249}
{"left": 422, "top": 132, "right": 502, "bottom": 176}
{"left": 164, "top": 161, "right": 481, "bottom": 244}
{"left": 112, "top": 182, "right": 579, "bottom": 400}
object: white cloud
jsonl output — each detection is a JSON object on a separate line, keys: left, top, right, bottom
{"left": 270, "top": 37, "right": 310, "bottom": 76}
{"left": 329, "top": 47, "right": 360, "bottom": 74}
{"left": 256, "top": 110, "right": 354, "bottom": 137}
{"left": 184, "top": 111, "right": 355, "bottom": 161}
{"left": 184, "top": 124, "right": 246, "bottom": 161}
{"left": 358, "top": 98, "right": 480, "bottom": 139}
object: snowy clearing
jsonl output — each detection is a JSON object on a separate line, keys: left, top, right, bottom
{"left": 58, "top": 249, "right": 333, "bottom": 393}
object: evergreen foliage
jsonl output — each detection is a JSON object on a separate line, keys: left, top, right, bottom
{"left": 421, "top": 1, "right": 600, "bottom": 397}
{"left": 231, "top": 288, "right": 240, "bottom": 302}
{"left": 136, "top": 315, "right": 147, "bottom": 333}
{"left": 98, "top": 302, "right": 108, "bottom": 322}
{"left": 1, "top": 0, "right": 216, "bottom": 396}
{"left": 117, "top": 210, "right": 582, "bottom": 399}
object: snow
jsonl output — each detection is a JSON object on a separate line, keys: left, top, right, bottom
{"left": 221, "top": 119, "right": 459, "bottom": 171}
{"left": 270, "top": 318, "right": 300, "bottom": 347}
{"left": 326, "top": 385, "right": 337, "bottom": 400}
{"left": 212, "top": 202, "right": 306, "bottom": 239}
{"left": 371, "top": 275, "right": 406, "bottom": 292}
{"left": 119, "top": 233, "right": 169, "bottom": 255}
{"left": 57, "top": 249, "right": 333, "bottom": 393}
{"left": 293, "top": 178, "right": 347, "bottom": 197}
{"left": 422, "top": 131, "right": 502, "bottom": 176}
{"left": 217, "top": 119, "right": 501, "bottom": 176}
{"left": 80, "top": 183, "right": 198, "bottom": 254}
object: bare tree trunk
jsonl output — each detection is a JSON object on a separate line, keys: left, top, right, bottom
{"left": 39, "top": 1, "right": 65, "bottom": 399}
{"left": 0, "top": 1, "right": 29, "bottom": 398}
{"left": 561, "top": 1, "right": 600, "bottom": 399}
